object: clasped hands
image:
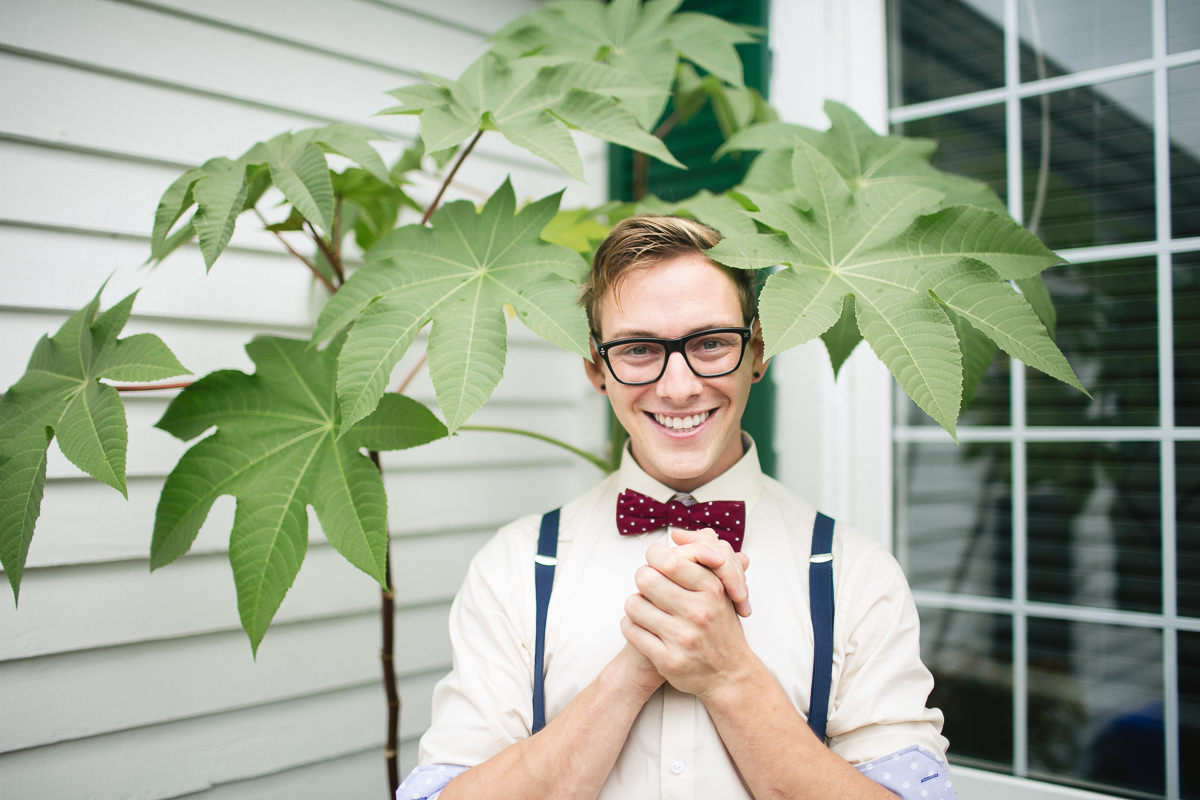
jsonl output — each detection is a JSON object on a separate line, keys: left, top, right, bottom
{"left": 619, "top": 528, "right": 753, "bottom": 700}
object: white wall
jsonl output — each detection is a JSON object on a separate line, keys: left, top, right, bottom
{"left": 0, "top": 1, "right": 609, "bottom": 797}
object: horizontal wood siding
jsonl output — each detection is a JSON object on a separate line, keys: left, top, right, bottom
{"left": 0, "top": 0, "right": 609, "bottom": 796}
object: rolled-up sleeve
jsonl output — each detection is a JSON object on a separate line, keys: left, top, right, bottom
{"left": 826, "top": 538, "right": 950, "bottom": 765}
{"left": 856, "top": 746, "right": 959, "bottom": 799}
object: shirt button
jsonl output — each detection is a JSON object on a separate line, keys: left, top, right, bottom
{"left": 670, "top": 760, "right": 685, "bottom": 775}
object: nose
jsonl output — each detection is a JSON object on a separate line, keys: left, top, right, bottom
{"left": 656, "top": 351, "right": 703, "bottom": 400}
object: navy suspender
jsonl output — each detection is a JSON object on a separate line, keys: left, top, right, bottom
{"left": 807, "top": 511, "right": 836, "bottom": 742}
{"left": 530, "top": 508, "right": 835, "bottom": 740}
{"left": 532, "top": 508, "right": 560, "bottom": 734}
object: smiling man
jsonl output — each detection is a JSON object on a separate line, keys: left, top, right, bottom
{"left": 398, "top": 216, "right": 958, "bottom": 800}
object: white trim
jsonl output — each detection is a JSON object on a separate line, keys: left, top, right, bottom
{"left": 768, "top": 0, "right": 895, "bottom": 549}
{"left": 953, "top": 766, "right": 1128, "bottom": 800}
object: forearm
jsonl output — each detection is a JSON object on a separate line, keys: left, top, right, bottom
{"left": 440, "top": 648, "right": 659, "bottom": 800}
{"left": 701, "top": 658, "right": 896, "bottom": 800}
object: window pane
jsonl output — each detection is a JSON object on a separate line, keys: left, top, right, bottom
{"left": 1019, "top": 0, "right": 1152, "bottom": 84}
{"left": 1027, "top": 618, "right": 1164, "bottom": 796}
{"left": 1181, "top": 631, "right": 1200, "bottom": 799}
{"left": 1028, "top": 257, "right": 1159, "bottom": 427}
{"left": 888, "top": 0, "right": 1005, "bottom": 106}
{"left": 895, "top": 104, "right": 1008, "bottom": 206}
{"left": 1027, "top": 442, "right": 1161, "bottom": 613}
{"left": 920, "top": 608, "right": 1013, "bottom": 771}
{"left": 896, "top": 351, "right": 1011, "bottom": 427}
{"left": 1170, "top": 64, "right": 1200, "bottom": 239}
{"left": 1169, "top": 0, "right": 1200, "bottom": 54}
{"left": 1177, "top": 442, "right": 1200, "bottom": 618}
{"left": 896, "top": 441, "right": 1012, "bottom": 598}
{"left": 1175, "top": 252, "right": 1200, "bottom": 428}
{"left": 1022, "top": 76, "right": 1156, "bottom": 249}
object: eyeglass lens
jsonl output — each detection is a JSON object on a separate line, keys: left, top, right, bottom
{"left": 605, "top": 330, "right": 746, "bottom": 384}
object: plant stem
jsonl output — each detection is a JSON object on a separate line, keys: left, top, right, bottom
{"left": 459, "top": 425, "right": 612, "bottom": 473}
{"left": 113, "top": 381, "right": 195, "bottom": 392}
{"left": 395, "top": 354, "right": 428, "bottom": 396}
{"left": 421, "top": 131, "right": 484, "bottom": 226}
{"left": 254, "top": 208, "right": 338, "bottom": 294}
{"left": 307, "top": 220, "right": 345, "bottom": 287}
{"left": 370, "top": 448, "right": 402, "bottom": 798}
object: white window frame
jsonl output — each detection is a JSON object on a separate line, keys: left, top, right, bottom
{"left": 769, "top": 2, "right": 1178, "bottom": 798}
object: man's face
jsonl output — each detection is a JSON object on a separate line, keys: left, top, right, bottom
{"left": 584, "top": 253, "right": 766, "bottom": 492}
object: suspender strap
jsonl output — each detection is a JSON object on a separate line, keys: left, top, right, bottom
{"left": 807, "top": 511, "right": 836, "bottom": 741}
{"left": 532, "top": 507, "right": 836, "bottom": 741}
{"left": 532, "top": 508, "right": 560, "bottom": 734}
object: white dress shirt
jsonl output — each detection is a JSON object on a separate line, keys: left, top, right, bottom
{"left": 416, "top": 438, "right": 949, "bottom": 798}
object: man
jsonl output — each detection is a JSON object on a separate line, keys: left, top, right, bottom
{"left": 399, "top": 216, "right": 956, "bottom": 799}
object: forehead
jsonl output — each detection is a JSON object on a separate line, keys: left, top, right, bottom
{"left": 597, "top": 253, "right": 743, "bottom": 338}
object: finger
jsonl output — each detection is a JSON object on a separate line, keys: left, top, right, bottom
{"left": 658, "top": 533, "right": 753, "bottom": 618}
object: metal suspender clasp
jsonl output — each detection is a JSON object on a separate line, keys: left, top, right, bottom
{"left": 809, "top": 552, "right": 833, "bottom": 564}
{"left": 534, "top": 554, "right": 557, "bottom": 566}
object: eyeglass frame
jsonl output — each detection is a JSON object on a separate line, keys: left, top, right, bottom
{"left": 592, "top": 320, "right": 756, "bottom": 386}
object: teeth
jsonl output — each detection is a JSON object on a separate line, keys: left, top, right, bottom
{"left": 653, "top": 411, "right": 709, "bottom": 430}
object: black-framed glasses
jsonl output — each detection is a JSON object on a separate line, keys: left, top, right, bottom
{"left": 594, "top": 321, "right": 754, "bottom": 386}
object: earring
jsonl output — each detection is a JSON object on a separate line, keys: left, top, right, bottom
{"left": 601, "top": 383, "right": 606, "bottom": 391}
{"left": 752, "top": 372, "right": 760, "bottom": 379}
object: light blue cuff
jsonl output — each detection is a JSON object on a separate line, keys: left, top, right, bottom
{"left": 395, "top": 764, "right": 468, "bottom": 800}
{"left": 855, "top": 745, "right": 958, "bottom": 800}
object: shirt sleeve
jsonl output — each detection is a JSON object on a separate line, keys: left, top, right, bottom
{"left": 395, "top": 764, "right": 468, "bottom": 800}
{"left": 856, "top": 746, "right": 959, "bottom": 800}
{"left": 826, "top": 533, "right": 951, "bottom": 765}
{"left": 417, "top": 519, "right": 539, "bottom": 767}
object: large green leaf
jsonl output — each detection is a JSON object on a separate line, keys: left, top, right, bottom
{"left": 492, "top": 0, "right": 753, "bottom": 129}
{"left": 149, "top": 124, "right": 393, "bottom": 269}
{"left": 725, "top": 101, "right": 1007, "bottom": 214}
{"left": 316, "top": 178, "right": 589, "bottom": 433}
{"left": 384, "top": 52, "right": 681, "bottom": 181}
{"left": 0, "top": 290, "right": 188, "bottom": 601}
{"left": 708, "top": 141, "right": 1083, "bottom": 436}
{"left": 152, "top": 335, "right": 446, "bottom": 653}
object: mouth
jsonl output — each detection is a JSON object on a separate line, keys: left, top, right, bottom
{"left": 650, "top": 410, "right": 712, "bottom": 432}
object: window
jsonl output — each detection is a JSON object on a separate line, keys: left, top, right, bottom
{"left": 888, "top": 1, "right": 1200, "bottom": 797}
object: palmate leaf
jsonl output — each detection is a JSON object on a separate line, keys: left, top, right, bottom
{"left": 725, "top": 100, "right": 1006, "bottom": 214}
{"left": 152, "top": 334, "right": 446, "bottom": 653}
{"left": 492, "top": 0, "right": 753, "bottom": 129}
{"left": 0, "top": 290, "right": 188, "bottom": 601}
{"left": 384, "top": 52, "right": 681, "bottom": 182}
{"left": 149, "top": 124, "right": 392, "bottom": 268}
{"left": 708, "top": 141, "right": 1084, "bottom": 436}
{"left": 316, "top": 178, "right": 590, "bottom": 433}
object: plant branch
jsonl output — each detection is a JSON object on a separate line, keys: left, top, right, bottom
{"left": 370, "top": 448, "right": 402, "bottom": 799}
{"left": 307, "top": 220, "right": 345, "bottom": 287}
{"left": 459, "top": 425, "right": 612, "bottom": 473}
{"left": 113, "top": 380, "right": 195, "bottom": 392}
{"left": 421, "top": 130, "right": 484, "bottom": 226}
{"left": 395, "top": 354, "right": 428, "bottom": 396}
{"left": 254, "top": 208, "right": 338, "bottom": 294}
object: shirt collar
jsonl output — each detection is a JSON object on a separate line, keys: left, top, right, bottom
{"left": 616, "top": 433, "right": 766, "bottom": 511}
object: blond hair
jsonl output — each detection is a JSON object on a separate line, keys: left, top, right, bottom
{"left": 581, "top": 215, "right": 757, "bottom": 337}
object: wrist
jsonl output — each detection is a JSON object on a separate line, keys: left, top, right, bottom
{"left": 696, "top": 652, "right": 769, "bottom": 713}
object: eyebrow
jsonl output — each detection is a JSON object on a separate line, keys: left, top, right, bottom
{"left": 602, "top": 321, "right": 746, "bottom": 340}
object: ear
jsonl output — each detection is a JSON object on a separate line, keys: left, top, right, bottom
{"left": 583, "top": 343, "right": 607, "bottom": 393}
{"left": 749, "top": 321, "right": 770, "bottom": 383}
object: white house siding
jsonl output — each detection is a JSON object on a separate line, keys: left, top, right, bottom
{"left": 0, "top": 1, "right": 610, "bottom": 797}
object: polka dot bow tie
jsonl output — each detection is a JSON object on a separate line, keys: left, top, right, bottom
{"left": 616, "top": 489, "right": 746, "bottom": 552}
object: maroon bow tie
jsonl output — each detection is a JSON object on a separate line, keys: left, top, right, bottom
{"left": 616, "top": 489, "right": 746, "bottom": 552}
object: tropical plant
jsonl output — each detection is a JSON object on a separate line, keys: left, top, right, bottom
{"left": 0, "top": 0, "right": 1084, "bottom": 795}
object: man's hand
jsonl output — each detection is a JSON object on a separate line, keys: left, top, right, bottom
{"left": 620, "top": 529, "right": 756, "bottom": 699}
{"left": 665, "top": 527, "right": 751, "bottom": 617}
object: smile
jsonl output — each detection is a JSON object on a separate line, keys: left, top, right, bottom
{"left": 651, "top": 411, "right": 711, "bottom": 431}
